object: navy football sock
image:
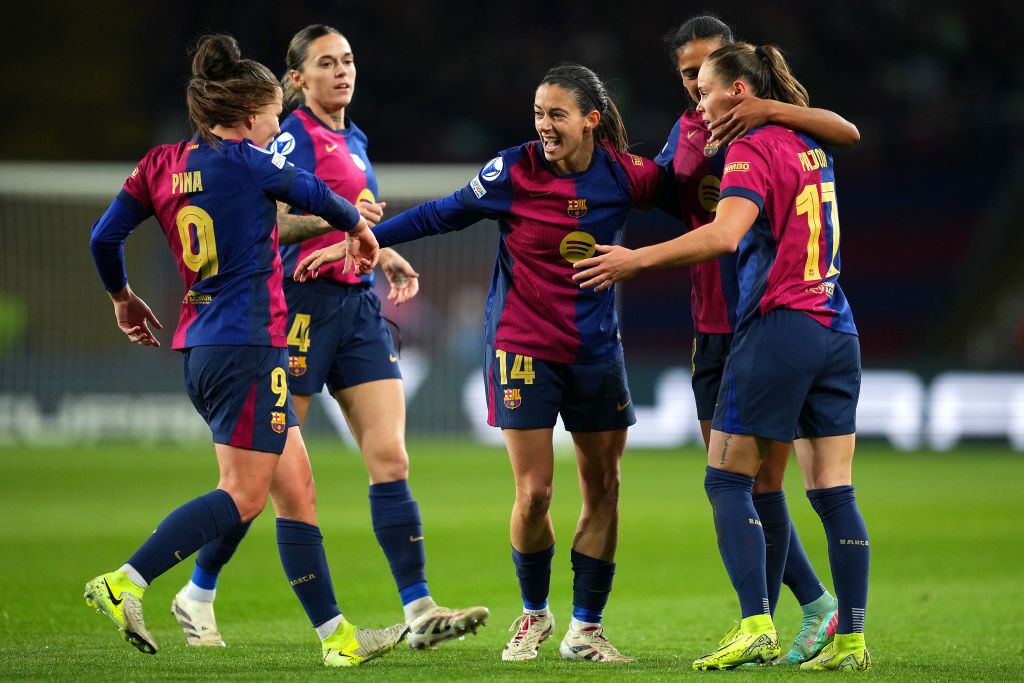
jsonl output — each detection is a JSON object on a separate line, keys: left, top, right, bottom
{"left": 570, "top": 549, "right": 615, "bottom": 623}
{"left": 276, "top": 518, "right": 340, "bottom": 628}
{"left": 192, "top": 520, "right": 253, "bottom": 589}
{"left": 752, "top": 491, "right": 791, "bottom": 616}
{"left": 783, "top": 523, "right": 828, "bottom": 606}
{"left": 807, "top": 486, "right": 869, "bottom": 633}
{"left": 512, "top": 544, "right": 554, "bottom": 610}
{"left": 369, "top": 480, "right": 429, "bottom": 603}
{"left": 126, "top": 489, "right": 241, "bottom": 584}
{"left": 704, "top": 466, "right": 769, "bottom": 618}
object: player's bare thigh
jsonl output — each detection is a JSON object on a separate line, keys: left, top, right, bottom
{"left": 334, "top": 379, "right": 408, "bottom": 483}
{"left": 707, "top": 429, "right": 775, "bottom": 477}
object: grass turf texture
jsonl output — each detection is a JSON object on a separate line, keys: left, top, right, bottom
{"left": 0, "top": 439, "right": 1021, "bottom": 680}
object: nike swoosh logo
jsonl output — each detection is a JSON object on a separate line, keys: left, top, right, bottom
{"left": 174, "top": 550, "right": 183, "bottom": 562}
{"left": 616, "top": 401, "right": 631, "bottom": 411}
{"left": 104, "top": 579, "right": 123, "bottom": 606}
{"left": 409, "top": 535, "right": 425, "bottom": 542}
{"left": 528, "top": 191, "right": 552, "bottom": 197}
{"left": 326, "top": 144, "right": 338, "bottom": 152}
{"left": 389, "top": 354, "right": 398, "bottom": 362}
{"left": 687, "top": 129, "right": 698, "bottom": 139}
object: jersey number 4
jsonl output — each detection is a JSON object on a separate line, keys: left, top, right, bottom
{"left": 175, "top": 206, "right": 219, "bottom": 280}
{"left": 287, "top": 314, "right": 312, "bottom": 353}
{"left": 796, "top": 181, "right": 840, "bottom": 281}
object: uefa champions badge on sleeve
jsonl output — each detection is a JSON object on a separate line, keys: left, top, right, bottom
{"left": 272, "top": 132, "right": 296, "bottom": 156}
{"left": 481, "top": 156, "right": 504, "bottom": 182}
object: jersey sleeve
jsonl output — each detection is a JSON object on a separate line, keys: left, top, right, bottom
{"left": 244, "top": 143, "right": 360, "bottom": 231}
{"left": 616, "top": 150, "right": 666, "bottom": 210}
{"left": 120, "top": 153, "right": 155, "bottom": 216}
{"left": 654, "top": 118, "right": 681, "bottom": 169}
{"left": 372, "top": 151, "right": 515, "bottom": 248}
{"left": 89, "top": 157, "right": 155, "bottom": 292}
{"left": 271, "top": 119, "right": 316, "bottom": 173}
{"left": 718, "top": 137, "right": 772, "bottom": 211}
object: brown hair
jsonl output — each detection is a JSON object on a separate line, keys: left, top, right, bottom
{"left": 282, "top": 24, "right": 343, "bottom": 108}
{"left": 186, "top": 34, "right": 280, "bottom": 144}
{"left": 705, "top": 42, "right": 809, "bottom": 107}
{"left": 539, "top": 63, "right": 628, "bottom": 153}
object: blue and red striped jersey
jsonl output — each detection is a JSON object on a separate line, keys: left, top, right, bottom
{"left": 655, "top": 109, "right": 738, "bottom": 334}
{"left": 719, "top": 125, "right": 856, "bottom": 335}
{"left": 372, "top": 140, "right": 664, "bottom": 364}
{"left": 272, "top": 107, "right": 378, "bottom": 286}
{"left": 91, "top": 137, "right": 360, "bottom": 350}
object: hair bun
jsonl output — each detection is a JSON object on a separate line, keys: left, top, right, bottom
{"left": 192, "top": 34, "right": 242, "bottom": 80}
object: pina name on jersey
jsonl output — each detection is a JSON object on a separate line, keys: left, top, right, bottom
{"left": 171, "top": 170, "right": 204, "bottom": 195}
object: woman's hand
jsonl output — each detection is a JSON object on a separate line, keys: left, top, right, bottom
{"left": 110, "top": 285, "right": 162, "bottom": 346}
{"left": 357, "top": 199, "right": 387, "bottom": 226}
{"left": 380, "top": 249, "right": 420, "bottom": 305}
{"left": 709, "top": 96, "right": 777, "bottom": 146}
{"left": 294, "top": 218, "right": 380, "bottom": 281}
{"left": 572, "top": 244, "right": 642, "bottom": 292}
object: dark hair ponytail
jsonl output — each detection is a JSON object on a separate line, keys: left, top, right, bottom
{"left": 186, "top": 34, "right": 280, "bottom": 143}
{"left": 539, "top": 62, "right": 628, "bottom": 153}
{"left": 282, "top": 24, "right": 343, "bottom": 108}
{"left": 706, "top": 42, "right": 809, "bottom": 107}
{"left": 664, "top": 14, "right": 736, "bottom": 60}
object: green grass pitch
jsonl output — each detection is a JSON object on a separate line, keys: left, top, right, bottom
{"left": 1, "top": 439, "right": 1022, "bottom": 680}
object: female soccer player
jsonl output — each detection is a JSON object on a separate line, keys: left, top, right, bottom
{"left": 654, "top": 14, "right": 860, "bottom": 665}
{"left": 85, "top": 34, "right": 408, "bottom": 668}
{"left": 174, "top": 24, "right": 488, "bottom": 652}
{"left": 295, "top": 63, "right": 671, "bottom": 664}
{"left": 574, "top": 43, "right": 871, "bottom": 672}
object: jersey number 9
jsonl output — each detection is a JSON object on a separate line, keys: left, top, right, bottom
{"left": 175, "top": 205, "right": 219, "bottom": 280}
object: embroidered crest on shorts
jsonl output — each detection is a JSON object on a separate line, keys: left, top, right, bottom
{"left": 288, "top": 355, "right": 307, "bottom": 377}
{"left": 270, "top": 411, "right": 287, "bottom": 434}
{"left": 503, "top": 388, "right": 522, "bottom": 410}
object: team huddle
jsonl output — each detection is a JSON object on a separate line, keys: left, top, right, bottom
{"left": 85, "top": 15, "right": 871, "bottom": 673}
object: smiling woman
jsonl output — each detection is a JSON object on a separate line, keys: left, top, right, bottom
{"left": 291, "top": 61, "right": 681, "bottom": 665}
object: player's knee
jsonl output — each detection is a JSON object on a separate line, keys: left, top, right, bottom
{"left": 515, "top": 483, "right": 553, "bottom": 518}
{"left": 582, "top": 472, "right": 620, "bottom": 509}
{"left": 226, "top": 489, "right": 270, "bottom": 522}
{"left": 362, "top": 433, "right": 409, "bottom": 480}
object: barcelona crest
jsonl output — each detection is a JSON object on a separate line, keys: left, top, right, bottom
{"left": 270, "top": 411, "right": 287, "bottom": 434}
{"left": 503, "top": 388, "right": 522, "bottom": 410}
{"left": 288, "top": 355, "right": 307, "bottom": 377}
{"left": 567, "top": 198, "right": 588, "bottom": 219}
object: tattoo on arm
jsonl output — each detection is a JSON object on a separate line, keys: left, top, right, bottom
{"left": 277, "top": 211, "right": 332, "bottom": 245}
{"left": 719, "top": 434, "right": 732, "bottom": 466}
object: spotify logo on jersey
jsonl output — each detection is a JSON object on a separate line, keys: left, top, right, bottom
{"left": 699, "top": 175, "right": 721, "bottom": 212}
{"left": 560, "top": 231, "right": 596, "bottom": 263}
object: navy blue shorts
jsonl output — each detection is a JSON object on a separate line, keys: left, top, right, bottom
{"left": 692, "top": 332, "right": 733, "bottom": 421}
{"left": 712, "top": 309, "right": 861, "bottom": 442}
{"left": 283, "top": 280, "right": 401, "bottom": 396}
{"left": 484, "top": 345, "right": 636, "bottom": 432}
{"left": 183, "top": 345, "right": 299, "bottom": 455}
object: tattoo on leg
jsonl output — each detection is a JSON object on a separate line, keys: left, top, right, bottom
{"left": 719, "top": 434, "right": 732, "bottom": 466}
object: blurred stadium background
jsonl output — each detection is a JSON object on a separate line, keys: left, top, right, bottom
{"left": 2, "top": 2, "right": 1024, "bottom": 679}
{"left": 1, "top": 0, "right": 1022, "bottom": 450}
